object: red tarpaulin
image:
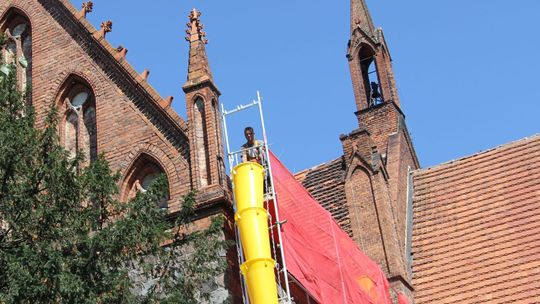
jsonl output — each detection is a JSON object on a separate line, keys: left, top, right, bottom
{"left": 269, "top": 151, "right": 392, "bottom": 304}
{"left": 397, "top": 293, "right": 409, "bottom": 304}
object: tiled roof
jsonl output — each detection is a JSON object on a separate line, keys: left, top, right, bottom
{"left": 411, "top": 134, "right": 540, "bottom": 303}
{"left": 294, "top": 157, "right": 352, "bottom": 235}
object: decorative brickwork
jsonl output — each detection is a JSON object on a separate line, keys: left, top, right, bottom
{"left": 5, "top": 1, "right": 536, "bottom": 303}
{"left": 0, "top": 7, "right": 32, "bottom": 96}
{"left": 0, "top": 0, "right": 196, "bottom": 197}
{"left": 0, "top": 1, "right": 234, "bottom": 300}
{"left": 56, "top": 74, "right": 97, "bottom": 166}
{"left": 183, "top": 9, "right": 226, "bottom": 197}
{"left": 295, "top": 1, "right": 419, "bottom": 302}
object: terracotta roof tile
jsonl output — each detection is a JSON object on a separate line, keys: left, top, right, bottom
{"left": 294, "top": 157, "right": 352, "bottom": 235}
{"left": 411, "top": 134, "right": 540, "bottom": 303}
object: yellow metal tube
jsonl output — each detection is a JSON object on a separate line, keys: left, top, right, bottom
{"left": 233, "top": 162, "right": 278, "bottom": 304}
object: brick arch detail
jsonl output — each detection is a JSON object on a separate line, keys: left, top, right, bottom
{"left": 191, "top": 94, "right": 211, "bottom": 187}
{"left": 53, "top": 72, "right": 97, "bottom": 107}
{"left": 120, "top": 151, "right": 168, "bottom": 202}
{"left": 347, "top": 164, "right": 371, "bottom": 182}
{"left": 357, "top": 42, "right": 376, "bottom": 57}
{"left": 191, "top": 93, "right": 205, "bottom": 103}
{"left": 47, "top": 69, "right": 104, "bottom": 109}
{"left": 0, "top": 4, "right": 34, "bottom": 26}
{"left": 344, "top": 151, "right": 375, "bottom": 180}
{"left": 52, "top": 73, "right": 98, "bottom": 158}
{"left": 349, "top": 37, "right": 376, "bottom": 60}
{"left": 344, "top": 163, "right": 388, "bottom": 269}
{"left": 119, "top": 142, "right": 186, "bottom": 194}
{"left": 1, "top": 5, "right": 34, "bottom": 99}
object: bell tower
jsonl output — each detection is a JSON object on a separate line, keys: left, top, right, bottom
{"left": 347, "top": 0, "right": 400, "bottom": 113}
{"left": 340, "top": 0, "right": 420, "bottom": 301}
{"left": 183, "top": 9, "right": 226, "bottom": 196}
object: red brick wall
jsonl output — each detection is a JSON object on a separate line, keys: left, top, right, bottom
{"left": 0, "top": 0, "right": 192, "bottom": 211}
{"left": 356, "top": 101, "right": 399, "bottom": 152}
{"left": 386, "top": 125, "right": 420, "bottom": 265}
{"left": 184, "top": 85, "right": 226, "bottom": 193}
{"left": 1, "top": 0, "right": 238, "bottom": 299}
{"left": 345, "top": 166, "right": 388, "bottom": 269}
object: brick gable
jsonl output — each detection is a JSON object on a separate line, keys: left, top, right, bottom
{"left": 0, "top": 0, "right": 195, "bottom": 211}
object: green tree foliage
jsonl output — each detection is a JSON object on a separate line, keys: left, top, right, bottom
{"left": 0, "top": 58, "right": 230, "bottom": 303}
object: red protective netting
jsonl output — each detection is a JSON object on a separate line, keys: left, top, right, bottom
{"left": 398, "top": 293, "right": 410, "bottom": 304}
{"left": 269, "top": 151, "right": 392, "bottom": 304}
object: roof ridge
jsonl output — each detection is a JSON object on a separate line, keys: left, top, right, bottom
{"left": 415, "top": 133, "right": 540, "bottom": 173}
{"left": 57, "top": 0, "right": 187, "bottom": 132}
{"left": 294, "top": 156, "right": 343, "bottom": 176}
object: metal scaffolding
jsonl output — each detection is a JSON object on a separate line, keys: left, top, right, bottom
{"left": 221, "top": 91, "right": 292, "bottom": 304}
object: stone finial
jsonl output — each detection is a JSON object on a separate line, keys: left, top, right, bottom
{"left": 160, "top": 96, "right": 174, "bottom": 108}
{"left": 94, "top": 20, "right": 112, "bottom": 39}
{"left": 140, "top": 69, "right": 150, "bottom": 81}
{"left": 101, "top": 20, "right": 112, "bottom": 34}
{"left": 185, "top": 8, "right": 208, "bottom": 44}
{"left": 115, "top": 45, "right": 128, "bottom": 60}
{"left": 77, "top": 1, "right": 93, "bottom": 19}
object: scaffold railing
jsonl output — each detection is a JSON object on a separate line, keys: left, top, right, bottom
{"left": 221, "top": 91, "right": 292, "bottom": 304}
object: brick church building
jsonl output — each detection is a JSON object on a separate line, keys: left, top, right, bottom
{"left": 1, "top": 0, "right": 538, "bottom": 303}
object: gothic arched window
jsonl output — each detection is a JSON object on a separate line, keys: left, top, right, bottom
{"left": 0, "top": 9, "right": 32, "bottom": 99}
{"left": 122, "top": 154, "right": 169, "bottom": 209}
{"left": 193, "top": 97, "right": 211, "bottom": 187}
{"left": 211, "top": 99, "right": 224, "bottom": 186}
{"left": 58, "top": 78, "right": 97, "bottom": 166}
{"left": 358, "top": 45, "right": 382, "bottom": 107}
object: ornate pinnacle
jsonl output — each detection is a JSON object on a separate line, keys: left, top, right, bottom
{"left": 185, "top": 8, "right": 208, "bottom": 44}
{"left": 94, "top": 20, "right": 112, "bottom": 39}
{"left": 77, "top": 1, "right": 93, "bottom": 19}
{"left": 82, "top": 1, "right": 93, "bottom": 13}
{"left": 115, "top": 45, "right": 128, "bottom": 60}
{"left": 140, "top": 69, "right": 150, "bottom": 81}
{"left": 101, "top": 21, "right": 112, "bottom": 34}
{"left": 188, "top": 8, "right": 201, "bottom": 21}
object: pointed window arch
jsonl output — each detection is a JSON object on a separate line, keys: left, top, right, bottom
{"left": 1, "top": 8, "right": 32, "bottom": 100}
{"left": 345, "top": 166, "right": 385, "bottom": 265}
{"left": 212, "top": 98, "right": 224, "bottom": 186}
{"left": 358, "top": 45, "right": 383, "bottom": 107}
{"left": 193, "top": 97, "right": 211, "bottom": 187}
{"left": 122, "top": 153, "right": 169, "bottom": 209}
{"left": 57, "top": 76, "right": 97, "bottom": 166}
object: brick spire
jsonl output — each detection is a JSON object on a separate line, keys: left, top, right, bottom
{"left": 183, "top": 8, "right": 215, "bottom": 89}
{"left": 182, "top": 8, "right": 225, "bottom": 191}
{"left": 351, "top": 0, "right": 375, "bottom": 36}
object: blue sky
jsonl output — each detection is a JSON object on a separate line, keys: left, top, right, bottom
{"left": 72, "top": 0, "right": 540, "bottom": 171}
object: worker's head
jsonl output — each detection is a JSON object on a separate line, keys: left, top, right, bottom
{"left": 244, "top": 127, "right": 254, "bottom": 144}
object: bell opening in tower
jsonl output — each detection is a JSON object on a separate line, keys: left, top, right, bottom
{"left": 359, "top": 46, "right": 383, "bottom": 107}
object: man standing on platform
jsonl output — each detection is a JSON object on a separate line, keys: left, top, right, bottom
{"left": 241, "top": 127, "right": 265, "bottom": 164}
